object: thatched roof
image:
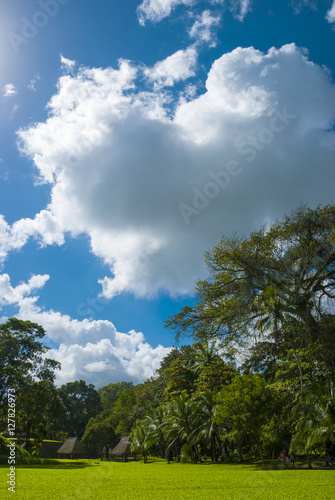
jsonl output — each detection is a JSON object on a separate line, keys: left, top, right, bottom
{"left": 109, "top": 436, "right": 131, "bottom": 456}
{"left": 57, "top": 437, "right": 87, "bottom": 455}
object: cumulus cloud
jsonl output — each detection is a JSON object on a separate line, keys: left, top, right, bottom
{"left": 0, "top": 211, "right": 65, "bottom": 262}
{"left": 0, "top": 273, "right": 49, "bottom": 307}
{"left": 326, "top": 0, "right": 335, "bottom": 23}
{"left": 188, "top": 10, "right": 221, "bottom": 46}
{"left": 3, "top": 84, "right": 17, "bottom": 97}
{"left": 0, "top": 273, "right": 171, "bottom": 387}
{"left": 1, "top": 43, "right": 333, "bottom": 302}
{"left": 144, "top": 46, "right": 198, "bottom": 87}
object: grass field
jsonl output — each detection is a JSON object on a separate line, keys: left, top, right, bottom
{"left": 1, "top": 459, "right": 335, "bottom": 500}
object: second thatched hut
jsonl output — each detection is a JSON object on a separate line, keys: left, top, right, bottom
{"left": 109, "top": 435, "right": 132, "bottom": 462}
{"left": 57, "top": 437, "right": 88, "bottom": 459}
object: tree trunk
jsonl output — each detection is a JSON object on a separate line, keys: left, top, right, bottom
{"left": 237, "top": 440, "right": 243, "bottom": 462}
{"left": 306, "top": 450, "right": 313, "bottom": 469}
{"left": 165, "top": 436, "right": 178, "bottom": 464}
{"left": 211, "top": 437, "right": 217, "bottom": 463}
{"left": 195, "top": 444, "right": 202, "bottom": 463}
{"left": 191, "top": 444, "right": 197, "bottom": 463}
{"left": 254, "top": 436, "right": 265, "bottom": 466}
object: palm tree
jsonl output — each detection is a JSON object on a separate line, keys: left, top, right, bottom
{"left": 252, "top": 286, "right": 305, "bottom": 390}
{"left": 191, "top": 339, "right": 223, "bottom": 375}
{"left": 130, "top": 423, "right": 155, "bottom": 463}
{"left": 252, "top": 286, "right": 298, "bottom": 341}
{"left": 146, "top": 406, "right": 167, "bottom": 454}
{"left": 290, "top": 381, "right": 335, "bottom": 468}
{"left": 163, "top": 391, "right": 200, "bottom": 463}
{"left": 190, "top": 391, "right": 220, "bottom": 462}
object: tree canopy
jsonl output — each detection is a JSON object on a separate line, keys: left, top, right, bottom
{"left": 0, "top": 318, "right": 60, "bottom": 402}
{"left": 165, "top": 204, "right": 335, "bottom": 360}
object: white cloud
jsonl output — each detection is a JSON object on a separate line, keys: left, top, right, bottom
{"left": 0, "top": 273, "right": 171, "bottom": 387}
{"left": 144, "top": 46, "right": 198, "bottom": 87}
{"left": 60, "top": 54, "right": 76, "bottom": 71}
{"left": 1, "top": 43, "right": 333, "bottom": 302}
{"left": 0, "top": 211, "right": 65, "bottom": 262}
{"left": 229, "top": 0, "right": 252, "bottom": 21}
{"left": 137, "top": 0, "right": 195, "bottom": 25}
{"left": 188, "top": 10, "right": 221, "bottom": 46}
{"left": 326, "top": 0, "right": 335, "bottom": 23}
{"left": 291, "top": 0, "right": 317, "bottom": 14}
{"left": 137, "top": 0, "right": 251, "bottom": 24}
{"left": 0, "top": 273, "right": 49, "bottom": 307}
{"left": 3, "top": 84, "right": 17, "bottom": 97}
{"left": 28, "top": 75, "right": 41, "bottom": 92}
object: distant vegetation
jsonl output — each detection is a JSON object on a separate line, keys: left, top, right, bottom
{"left": 1, "top": 204, "right": 335, "bottom": 467}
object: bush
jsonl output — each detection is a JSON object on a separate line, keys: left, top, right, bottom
{"left": 0, "top": 435, "right": 32, "bottom": 464}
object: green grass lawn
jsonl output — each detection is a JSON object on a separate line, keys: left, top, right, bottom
{"left": 1, "top": 459, "right": 335, "bottom": 500}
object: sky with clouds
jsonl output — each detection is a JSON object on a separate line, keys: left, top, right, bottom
{"left": 0, "top": 0, "right": 334, "bottom": 387}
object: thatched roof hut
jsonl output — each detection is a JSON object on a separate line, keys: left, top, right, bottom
{"left": 57, "top": 437, "right": 88, "bottom": 459}
{"left": 109, "top": 436, "right": 132, "bottom": 462}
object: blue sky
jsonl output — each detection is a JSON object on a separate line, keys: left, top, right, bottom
{"left": 0, "top": 0, "right": 335, "bottom": 387}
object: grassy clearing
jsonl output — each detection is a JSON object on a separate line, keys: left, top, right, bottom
{"left": 1, "top": 459, "right": 335, "bottom": 500}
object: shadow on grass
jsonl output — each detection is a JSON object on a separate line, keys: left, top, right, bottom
{"left": 228, "top": 460, "right": 332, "bottom": 471}
{"left": 156, "top": 458, "right": 325, "bottom": 471}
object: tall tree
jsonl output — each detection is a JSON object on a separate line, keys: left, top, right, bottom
{"left": 82, "top": 411, "right": 117, "bottom": 459}
{"left": 0, "top": 318, "right": 60, "bottom": 404}
{"left": 290, "top": 380, "right": 335, "bottom": 463}
{"left": 16, "top": 381, "right": 62, "bottom": 451}
{"left": 166, "top": 204, "right": 335, "bottom": 367}
{"left": 98, "top": 382, "right": 133, "bottom": 411}
{"left": 191, "top": 391, "right": 221, "bottom": 463}
{"left": 58, "top": 380, "right": 102, "bottom": 439}
{"left": 215, "top": 374, "right": 272, "bottom": 465}
{"left": 163, "top": 391, "right": 200, "bottom": 463}
{"left": 130, "top": 423, "right": 155, "bottom": 463}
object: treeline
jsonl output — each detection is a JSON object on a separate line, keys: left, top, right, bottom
{"left": 0, "top": 204, "right": 335, "bottom": 466}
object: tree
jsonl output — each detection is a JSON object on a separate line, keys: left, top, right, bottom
{"left": 110, "top": 385, "right": 138, "bottom": 434}
{"left": 0, "top": 318, "right": 60, "bottom": 403}
{"left": 191, "top": 340, "right": 223, "bottom": 375}
{"left": 146, "top": 406, "right": 168, "bottom": 456}
{"left": 192, "top": 391, "right": 221, "bottom": 462}
{"left": 290, "top": 381, "right": 335, "bottom": 466}
{"left": 215, "top": 374, "right": 272, "bottom": 465}
{"left": 98, "top": 382, "right": 133, "bottom": 411}
{"left": 16, "top": 381, "right": 62, "bottom": 452}
{"left": 163, "top": 391, "right": 200, "bottom": 463}
{"left": 163, "top": 359, "right": 195, "bottom": 399}
{"left": 0, "top": 319, "right": 61, "bottom": 445}
{"left": 130, "top": 423, "right": 155, "bottom": 463}
{"left": 82, "top": 411, "right": 117, "bottom": 459}
{"left": 165, "top": 205, "right": 335, "bottom": 357}
{"left": 58, "top": 380, "right": 102, "bottom": 439}
{"left": 194, "top": 363, "right": 235, "bottom": 396}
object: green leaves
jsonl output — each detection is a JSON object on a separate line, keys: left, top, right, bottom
{"left": 290, "top": 381, "right": 335, "bottom": 453}
{"left": 215, "top": 374, "right": 272, "bottom": 464}
{"left": 166, "top": 204, "right": 335, "bottom": 355}
{"left": 0, "top": 318, "right": 60, "bottom": 402}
